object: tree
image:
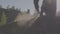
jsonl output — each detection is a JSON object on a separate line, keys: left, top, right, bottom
{"left": 19, "top": 8, "right": 21, "bottom": 13}
{"left": 0, "top": 5, "right": 2, "bottom": 8}
{"left": 27, "top": 9, "right": 30, "bottom": 13}
{"left": 11, "top": 6, "right": 15, "bottom": 10}
{"left": 7, "top": 5, "right": 10, "bottom": 9}
{"left": 16, "top": 8, "right": 19, "bottom": 11}
{"left": 19, "top": 8, "right": 21, "bottom": 11}
{"left": 0, "top": 5, "right": 2, "bottom": 22}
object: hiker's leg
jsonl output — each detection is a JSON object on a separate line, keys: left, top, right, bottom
{"left": 34, "top": 0, "right": 39, "bottom": 13}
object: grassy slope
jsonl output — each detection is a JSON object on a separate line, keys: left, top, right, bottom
{"left": 0, "top": 12, "right": 7, "bottom": 26}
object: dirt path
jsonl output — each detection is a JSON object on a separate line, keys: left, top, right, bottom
{"left": 15, "top": 13, "right": 40, "bottom": 26}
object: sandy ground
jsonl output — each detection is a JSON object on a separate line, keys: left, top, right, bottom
{"left": 15, "top": 12, "right": 40, "bottom": 26}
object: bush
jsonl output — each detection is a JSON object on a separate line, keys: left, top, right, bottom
{"left": 0, "top": 12, "right": 7, "bottom": 26}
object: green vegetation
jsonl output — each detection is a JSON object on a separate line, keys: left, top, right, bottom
{"left": 0, "top": 5, "right": 2, "bottom": 8}
{"left": 0, "top": 12, "right": 7, "bottom": 26}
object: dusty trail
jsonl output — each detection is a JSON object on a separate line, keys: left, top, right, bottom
{"left": 15, "top": 13, "right": 40, "bottom": 27}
